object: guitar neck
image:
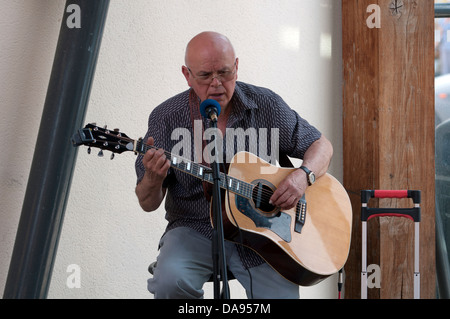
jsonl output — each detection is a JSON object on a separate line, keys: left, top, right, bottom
{"left": 73, "top": 124, "right": 254, "bottom": 200}
{"left": 134, "top": 139, "right": 253, "bottom": 199}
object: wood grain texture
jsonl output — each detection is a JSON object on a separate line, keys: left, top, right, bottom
{"left": 342, "top": 0, "right": 435, "bottom": 298}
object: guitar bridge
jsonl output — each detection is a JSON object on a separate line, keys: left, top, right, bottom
{"left": 295, "top": 195, "right": 307, "bottom": 234}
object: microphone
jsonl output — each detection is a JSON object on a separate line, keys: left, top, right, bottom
{"left": 200, "top": 99, "right": 221, "bottom": 122}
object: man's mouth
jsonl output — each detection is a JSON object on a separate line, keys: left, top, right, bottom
{"left": 209, "top": 93, "right": 224, "bottom": 100}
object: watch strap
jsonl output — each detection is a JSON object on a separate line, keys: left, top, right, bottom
{"left": 299, "top": 166, "right": 314, "bottom": 185}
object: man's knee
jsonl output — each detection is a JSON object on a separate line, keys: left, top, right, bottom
{"left": 148, "top": 264, "right": 205, "bottom": 299}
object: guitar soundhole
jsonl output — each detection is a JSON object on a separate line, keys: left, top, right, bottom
{"left": 251, "top": 181, "right": 277, "bottom": 216}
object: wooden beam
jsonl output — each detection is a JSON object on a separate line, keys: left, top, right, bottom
{"left": 342, "top": 0, "right": 435, "bottom": 299}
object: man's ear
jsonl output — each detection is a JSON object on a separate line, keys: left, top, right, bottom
{"left": 181, "top": 66, "right": 192, "bottom": 87}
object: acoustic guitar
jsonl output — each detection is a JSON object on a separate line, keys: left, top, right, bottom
{"left": 72, "top": 123, "right": 352, "bottom": 286}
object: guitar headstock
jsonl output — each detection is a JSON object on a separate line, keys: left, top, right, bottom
{"left": 72, "top": 123, "right": 135, "bottom": 158}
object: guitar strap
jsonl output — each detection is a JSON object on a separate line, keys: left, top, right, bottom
{"left": 277, "top": 151, "right": 294, "bottom": 168}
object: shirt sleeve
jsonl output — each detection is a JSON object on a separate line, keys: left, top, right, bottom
{"left": 135, "top": 108, "right": 174, "bottom": 186}
{"left": 274, "top": 94, "right": 322, "bottom": 160}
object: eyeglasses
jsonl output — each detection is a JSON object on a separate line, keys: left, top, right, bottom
{"left": 187, "top": 60, "right": 237, "bottom": 85}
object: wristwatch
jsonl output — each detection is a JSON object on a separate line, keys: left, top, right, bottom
{"left": 299, "top": 166, "right": 316, "bottom": 185}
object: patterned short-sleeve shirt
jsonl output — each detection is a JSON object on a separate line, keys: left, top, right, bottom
{"left": 135, "top": 81, "right": 322, "bottom": 268}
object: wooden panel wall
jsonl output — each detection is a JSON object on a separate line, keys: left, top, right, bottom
{"left": 342, "top": 0, "right": 435, "bottom": 299}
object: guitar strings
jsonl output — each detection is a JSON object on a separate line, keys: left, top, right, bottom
{"left": 100, "top": 129, "right": 300, "bottom": 208}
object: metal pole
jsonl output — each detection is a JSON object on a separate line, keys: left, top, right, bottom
{"left": 3, "top": 0, "right": 109, "bottom": 299}
{"left": 436, "top": 3, "right": 450, "bottom": 18}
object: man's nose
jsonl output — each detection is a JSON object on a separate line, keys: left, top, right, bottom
{"left": 210, "top": 76, "right": 222, "bottom": 87}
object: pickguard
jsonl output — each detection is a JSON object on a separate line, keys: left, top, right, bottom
{"left": 235, "top": 195, "right": 292, "bottom": 243}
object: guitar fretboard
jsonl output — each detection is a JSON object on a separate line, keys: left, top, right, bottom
{"left": 135, "top": 140, "right": 254, "bottom": 200}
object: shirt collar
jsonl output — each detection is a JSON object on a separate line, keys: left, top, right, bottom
{"left": 231, "top": 81, "right": 259, "bottom": 113}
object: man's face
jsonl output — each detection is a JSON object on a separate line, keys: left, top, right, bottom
{"left": 182, "top": 46, "right": 238, "bottom": 112}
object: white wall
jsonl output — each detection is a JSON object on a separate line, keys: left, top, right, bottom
{"left": 0, "top": 0, "right": 343, "bottom": 299}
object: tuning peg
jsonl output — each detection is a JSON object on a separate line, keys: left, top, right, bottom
{"left": 110, "top": 153, "right": 115, "bottom": 160}
{"left": 98, "top": 150, "right": 104, "bottom": 157}
{"left": 87, "top": 147, "right": 91, "bottom": 154}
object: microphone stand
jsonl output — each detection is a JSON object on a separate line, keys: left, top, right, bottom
{"left": 209, "top": 115, "right": 230, "bottom": 299}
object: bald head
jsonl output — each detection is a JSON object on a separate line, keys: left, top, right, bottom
{"left": 181, "top": 32, "right": 238, "bottom": 113}
{"left": 185, "top": 32, "right": 236, "bottom": 67}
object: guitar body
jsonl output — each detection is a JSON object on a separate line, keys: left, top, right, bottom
{"left": 220, "top": 152, "right": 352, "bottom": 286}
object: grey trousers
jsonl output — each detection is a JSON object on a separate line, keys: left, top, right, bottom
{"left": 147, "top": 227, "right": 299, "bottom": 299}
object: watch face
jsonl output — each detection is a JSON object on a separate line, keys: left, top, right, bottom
{"left": 309, "top": 172, "right": 316, "bottom": 184}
